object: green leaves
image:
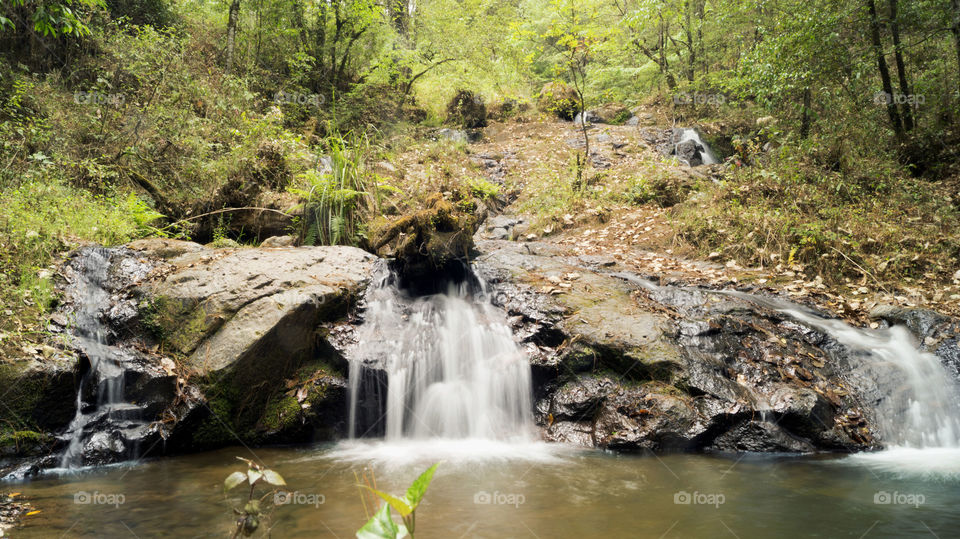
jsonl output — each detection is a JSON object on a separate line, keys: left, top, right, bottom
{"left": 262, "top": 469, "right": 287, "bottom": 487}
{"left": 404, "top": 463, "right": 439, "bottom": 509}
{"left": 365, "top": 488, "right": 414, "bottom": 517}
{"left": 356, "top": 503, "right": 408, "bottom": 539}
{"left": 224, "top": 471, "right": 247, "bottom": 492}
{"left": 356, "top": 463, "right": 439, "bottom": 539}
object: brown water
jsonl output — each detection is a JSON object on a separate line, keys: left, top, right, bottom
{"left": 6, "top": 442, "right": 960, "bottom": 538}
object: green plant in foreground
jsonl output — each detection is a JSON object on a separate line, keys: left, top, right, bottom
{"left": 357, "top": 463, "right": 439, "bottom": 539}
{"left": 224, "top": 457, "right": 287, "bottom": 538}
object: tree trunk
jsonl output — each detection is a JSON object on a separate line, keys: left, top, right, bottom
{"left": 683, "top": 0, "right": 695, "bottom": 82}
{"left": 659, "top": 15, "right": 677, "bottom": 89}
{"left": 889, "top": 0, "right": 913, "bottom": 131}
{"left": 800, "top": 87, "right": 812, "bottom": 138}
{"left": 391, "top": 0, "right": 409, "bottom": 36}
{"left": 226, "top": 0, "right": 241, "bottom": 73}
{"left": 952, "top": 0, "right": 960, "bottom": 94}
{"left": 866, "top": 0, "right": 904, "bottom": 141}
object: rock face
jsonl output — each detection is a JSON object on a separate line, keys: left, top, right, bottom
{"left": 141, "top": 245, "right": 377, "bottom": 449}
{"left": 1, "top": 242, "right": 376, "bottom": 477}
{"left": 473, "top": 239, "right": 878, "bottom": 453}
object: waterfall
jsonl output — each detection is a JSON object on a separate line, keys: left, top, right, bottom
{"left": 674, "top": 128, "right": 719, "bottom": 165}
{"left": 346, "top": 266, "right": 535, "bottom": 444}
{"left": 617, "top": 273, "right": 960, "bottom": 450}
{"left": 722, "top": 290, "right": 960, "bottom": 449}
{"left": 771, "top": 306, "right": 960, "bottom": 449}
{"left": 57, "top": 248, "right": 143, "bottom": 469}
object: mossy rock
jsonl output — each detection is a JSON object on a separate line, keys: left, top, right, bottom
{"left": 371, "top": 193, "right": 478, "bottom": 282}
{"left": 0, "top": 429, "right": 53, "bottom": 457}
{"left": 537, "top": 82, "right": 578, "bottom": 121}
{"left": 185, "top": 356, "right": 347, "bottom": 449}
{"left": 446, "top": 89, "right": 488, "bottom": 129}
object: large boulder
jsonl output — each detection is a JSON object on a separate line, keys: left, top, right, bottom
{"left": 144, "top": 246, "right": 375, "bottom": 374}
{"left": 446, "top": 89, "right": 488, "bottom": 129}
{"left": 473, "top": 239, "right": 877, "bottom": 453}
{"left": 140, "top": 245, "right": 377, "bottom": 447}
{"left": 370, "top": 193, "right": 477, "bottom": 286}
{"left": 537, "top": 82, "right": 579, "bottom": 121}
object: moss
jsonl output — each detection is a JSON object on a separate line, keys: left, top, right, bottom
{"left": 141, "top": 295, "right": 218, "bottom": 355}
{"left": 191, "top": 357, "right": 342, "bottom": 447}
{"left": 0, "top": 363, "right": 44, "bottom": 430}
{"left": 191, "top": 391, "right": 240, "bottom": 448}
{"left": 0, "top": 429, "right": 51, "bottom": 456}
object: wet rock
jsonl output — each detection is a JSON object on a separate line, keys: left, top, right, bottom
{"left": 474, "top": 239, "right": 877, "bottom": 454}
{"left": 674, "top": 139, "right": 704, "bottom": 166}
{"left": 868, "top": 307, "right": 960, "bottom": 382}
{"left": 707, "top": 420, "right": 815, "bottom": 453}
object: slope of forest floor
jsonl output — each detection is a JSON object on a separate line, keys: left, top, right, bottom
{"left": 377, "top": 113, "right": 960, "bottom": 321}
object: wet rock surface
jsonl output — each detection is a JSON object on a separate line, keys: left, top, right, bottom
{"left": 871, "top": 305, "right": 960, "bottom": 381}
{"left": 2, "top": 243, "right": 377, "bottom": 478}
{"left": 473, "top": 239, "right": 879, "bottom": 453}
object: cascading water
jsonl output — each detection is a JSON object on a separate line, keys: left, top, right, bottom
{"left": 757, "top": 296, "right": 960, "bottom": 476}
{"left": 57, "top": 248, "right": 144, "bottom": 469}
{"left": 674, "top": 128, "right": 719, "bottom": 165}
{"left": 723, "top": 292, "right": 960, "bottom": 449}
{"left": 348, "top": 266, "right": 534, "bottom": 441}
{"left": 619, "top": 273, "right": 960, "bottom": 473}
{"left": 336, "top": 265, "right": 549, "bottom": 464}
{"left": 621, "top": 271, "right": 960, "bottom": 450}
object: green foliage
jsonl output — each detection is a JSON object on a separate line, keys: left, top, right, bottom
{"left": 224, "top": 457, "right": 287, "bottom": 538}
{"left": 292, "top": 131, "right": 372, "bottom": 246}
{"left": 465, "top": 177, "right": 500, "bottom": 200}
{"left": 1, "top": 0, "right": 106, "bottom": 38}
{"left": 672, "top": 141, "right": 960, "bottom": 286}
{"left": 357, "top": 463, "right": 439, "bottom": 539}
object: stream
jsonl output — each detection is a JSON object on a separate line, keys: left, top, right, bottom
{"left": 11, "top": 445, "right": 960, "bottom": 537}
{"left": 3, "top": 251, "right": 960, "bottom": 537}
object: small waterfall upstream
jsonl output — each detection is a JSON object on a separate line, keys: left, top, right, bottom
{"left": 674, "top": 127, "right": 719, "bottom": 165}
{"left": 336, "top": 265, "right": 546, "bottom": 463}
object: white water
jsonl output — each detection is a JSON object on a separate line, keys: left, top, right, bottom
{"left": 716, "top": 289, "right": 960, "bottom": 455}
{"left": 676, "top": 128, "right": 719, "bottom": 165}
{"left": 342, "top": 267, "right": 541, "bottom": 462}
{"left": 774, "top": 305, "right": 960, "bottom": 449}
{"left": 58, "top": 249, "right": 130, "bottom": 469}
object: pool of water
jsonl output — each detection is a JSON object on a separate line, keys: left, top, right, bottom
{"left": 6, "top": 443, "right": 960, "bottom": 538}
